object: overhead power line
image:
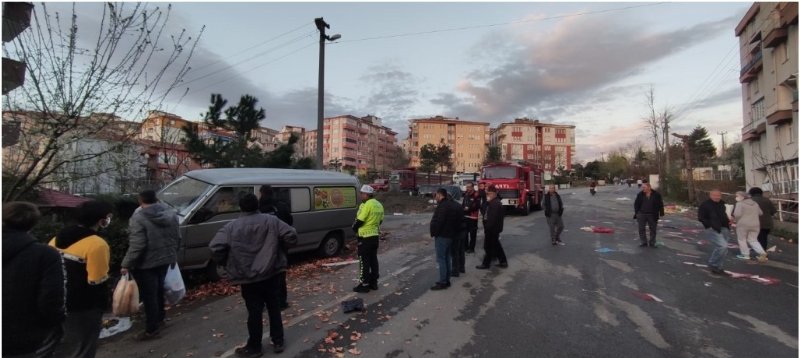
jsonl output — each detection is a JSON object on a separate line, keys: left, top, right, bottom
{"left": 330, "top": 2, "right": 667, "bottom": 45}
{"left": 189, "top": 21, "right": 312, "bottom": 74}
{"left": 173, "top": 39, "right": 319, "bottom": 101}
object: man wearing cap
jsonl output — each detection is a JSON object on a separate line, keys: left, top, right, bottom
{"left": 352, "top": 185, "right": 385, "bottom": 293}
{"left": 476, "top": 185, "right": 508, "bottom": 269}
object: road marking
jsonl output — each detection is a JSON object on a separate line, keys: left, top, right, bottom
{"left": 220, "top": 261, "right": 427, "bottom": 357}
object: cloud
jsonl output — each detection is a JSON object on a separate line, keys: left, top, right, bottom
{"left": 435, "top": 14, "right": 736, "bottom": 123}
{"left": 359, "top": 64, "right": 422, "bottom": 122}
{"left": 679, "top": 87, "right": 741, "bottom": 115}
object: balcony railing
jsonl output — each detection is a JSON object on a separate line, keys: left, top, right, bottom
{"left": 740, "top": 50, "right": 763, "bottom": 78}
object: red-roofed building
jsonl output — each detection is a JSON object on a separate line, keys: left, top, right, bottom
{"left": 36, "top": 188, "right": 90, "bottom": 208}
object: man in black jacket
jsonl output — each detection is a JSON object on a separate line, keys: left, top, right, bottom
{"left": 429, "top": 188, "right": 462, "bottom": 290}
{"left": 2, "top": 202, "right": 65, "bottom": 357}
{"left": 476, "top": 185, "right": 508, "bottom": 269}
{"left": 543, "top": 185, "right": 565, "bottom": 246}
{"left": 698, "top": 189, "right": 733, "bottom": 275}
{"left": 477, "top": 182, "right": 488, "bottom": 219}
{"left": 633, "top": 183, "right": 665, "bottom": 248}
{"left": 748, "top": 187, "right": 776, "bottom": 251}
{"left": 462, "top": 183, "right": 480, "bottom": 253}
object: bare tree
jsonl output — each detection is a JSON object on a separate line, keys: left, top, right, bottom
{"left": 2, "top": 3, "right": 203, "bottom": 200}
{"left": 643, "top": 85, "right": 673, "bottom": 178}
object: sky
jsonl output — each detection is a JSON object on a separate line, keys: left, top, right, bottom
{"left": 24, "top": 1, "right": 753, "bottom": 163}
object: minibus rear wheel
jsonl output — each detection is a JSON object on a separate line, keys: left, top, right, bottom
{"left": 318, "top": 232, "right": 343, "bottom": 257}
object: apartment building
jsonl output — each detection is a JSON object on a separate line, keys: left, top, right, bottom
{"left": 139, "top": 110, "right": 193, "bottom": 144}
{"left": 279, "top": 125, "right": 306, "bottom": 158}
{"left": 2, "top": 110, "right": 148, "bottom": 194}
{"left": 303, "top": 129, "right": 317, "bottom": 159}
{"left": 322, "top": 115, "right": 398, "bottom": 172}
{"left": 407, "top": 116, "right": 489, "bottom": 172}
{"left": 490, "top": 118, "right": 576, "bottom": 173}
{"left": 737, "top": 2, "right": 798, "bottom": 197}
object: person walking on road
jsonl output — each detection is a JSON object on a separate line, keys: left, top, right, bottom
{"left": 463, "top": 182, "right": 480, "bottom": 253}
{"left": 634, "top": 183, "right": 665, "bottom": 248}
{"left": 543, "top": 185, "right": 565, "bottom": 246}
{"left": 352, "top": 185, "right": 385, "bottom": 293}
{"left": 476, "top": 185, "right": 508, "bottom": 269}
{"left": 748, "top": 187, "right": 776, "bottom": 252}
{"left": 49, "top": 200, "right": 113, "bottom": 358}
{"left": 121, "top": 190, "right": 181, "bottom": 340}
{"left": 731, "top": 191, "right": 768, "bottom": 262}
{"left": 209, "top": 194, "right": 298, "bottom": 357}
{"left": 430, "top": 188, "right": 462, "bottom": 290}
{"left": 259, "top": 185, "right": 293, "bottom": 310}
{"left": 3, "top": 202, "right": 65, "bottom": 358}
{"left": 698, "top": 189, "right": 733, "bottom": 276}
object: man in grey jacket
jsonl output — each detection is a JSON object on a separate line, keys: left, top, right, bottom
{"left": 210, "top": 194, "right": 297, "bottom": 357}
{"left": 121, "top": 190, "right": 181, "bottom": 340}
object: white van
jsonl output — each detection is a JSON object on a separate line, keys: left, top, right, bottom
{"left": 158, "top": 168, "right": 359, "bottom": 277}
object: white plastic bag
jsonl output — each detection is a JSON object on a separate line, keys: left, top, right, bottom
{"left": 99, "top": 317, "right": 132, "bottom": 339}
{"left": 164, "top": 263, "right": 186, "bottom": 306}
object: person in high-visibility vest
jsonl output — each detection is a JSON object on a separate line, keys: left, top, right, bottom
{"left": 352, "top": 185, "right": 384, "bottom": 293}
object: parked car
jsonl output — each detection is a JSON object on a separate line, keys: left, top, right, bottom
{"left": 369, "top": 178, "right": 390, "bottom": 192}
{"left": 417, "top": 184, "right": 463, "bottom": 202}
{"left": 157, "top": 168, "right": 360, "bottom": 279}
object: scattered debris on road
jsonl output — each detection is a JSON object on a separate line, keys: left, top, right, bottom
{"left": 580, "top": 226, "right": 615, "bottom": 234}
{"left": 99, "top": 317, "right": 132, "bottom": 339}
{"left": 631, "top": 291, "right": 664, "bottom": 302}
{"left": 664, "top": 204, "right": 690, "bottom": 214}
{"left": 682, "top": 262, "right": 782, "bottom": 285}
{"left": 322, "top": 260, "right": 359, "bottom": 268}
{"left": 595, "top": 248, "right": 616, "bottom": 253}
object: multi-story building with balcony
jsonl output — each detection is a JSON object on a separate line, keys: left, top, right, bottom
{"left": 407, "top": 116, "right": 489, "bottom": 172}
{"left": 294, "top": 116, "right": 399, "bottom": 173}
{"left": 489, "top": 118, "right": 576, "bottom": 173}
{"left": 737, "top": 2, "right": 798, "bottom": 197}
{"left": 322, "top": 115, "right": 398, "bottom": 173}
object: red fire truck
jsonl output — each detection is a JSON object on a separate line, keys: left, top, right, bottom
{"left": 389, "top": 167, "right": 453, "bottom": 194}
{"left": 479, "top": 162, "right": 544, "bottom": 215}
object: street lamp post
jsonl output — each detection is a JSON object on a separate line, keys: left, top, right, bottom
{"left": 314, "top": 17, "right": 341, "bottom": 170}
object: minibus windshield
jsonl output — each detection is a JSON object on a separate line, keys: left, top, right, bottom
{"left": 159, "top": 176, "right": 213, "bottom": 216}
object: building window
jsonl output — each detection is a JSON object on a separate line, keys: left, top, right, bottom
{"left": 780, "top": 122, "right": 794, "bottom": 145}
{"left": 751, "top": 99, "right": 765, "bottom": 122}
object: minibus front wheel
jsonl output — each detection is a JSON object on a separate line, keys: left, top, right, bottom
{"left": 318, "top": 231, "right": 343, "bottom": 257}
{"left": 205, "top": 260, "right": 228, "bottom": 282}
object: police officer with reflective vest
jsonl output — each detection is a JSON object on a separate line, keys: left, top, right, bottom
{"left": 352, "top": 185, "right": 385, "bottom": 293}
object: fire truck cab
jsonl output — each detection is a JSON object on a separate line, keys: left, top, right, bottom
{"left": 479, "top": 162, "right": 544, "bottom": 215}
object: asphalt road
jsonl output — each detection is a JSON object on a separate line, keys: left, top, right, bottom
{"left": 97, "top": 186, "right": 798, "bottom": 358}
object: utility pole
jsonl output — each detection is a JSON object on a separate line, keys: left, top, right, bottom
{"left": 718, "top": 130, "right": 727, "bottom": 154}
{"left": 314, "top": 17, "right": 341, "bottom": 169}
{"left": 662, "top": 112, "right": 671, "bottom": 195}
{"left": 673, "top": 133, "right": 695, "bottom": 204}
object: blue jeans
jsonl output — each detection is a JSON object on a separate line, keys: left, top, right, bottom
{"left": 706, "top": 228, "right": 731, "bottom": 269}
{"left": 434, "top": 237, "right": 453, "bottom": 284}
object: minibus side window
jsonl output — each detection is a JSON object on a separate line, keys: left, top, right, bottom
{"left": 190, "top": 186, "right": 253, "bottom": 223}
{"left": 288, "top": 188, "right": 311, "bottom": 212}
